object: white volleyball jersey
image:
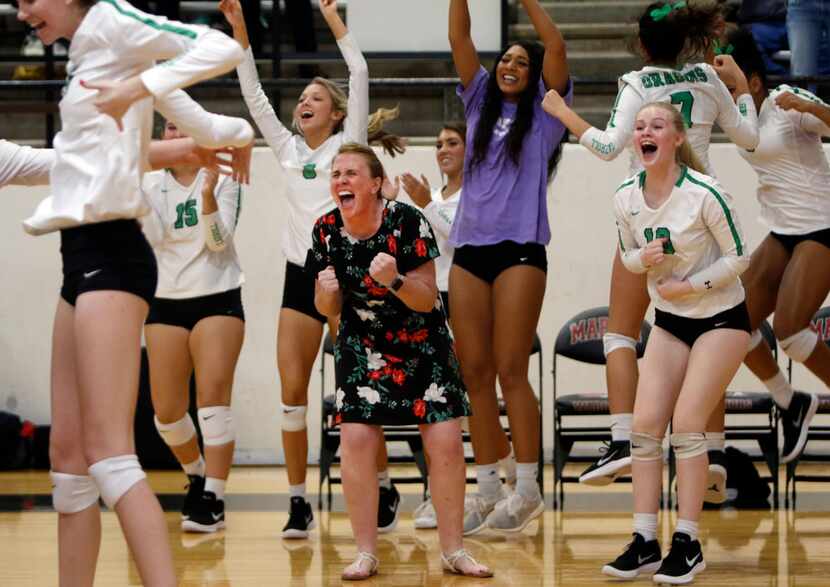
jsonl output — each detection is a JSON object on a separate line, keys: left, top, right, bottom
{"left": 0, "top": 141, "right": 53, "bottom": 188}
{"left": 421, "top": 187, "right": 461, "bottom": 292}
{"left": 738, "top": 85, "right": 830, "bottom": 235}
{"left": 23, "top": 0, "right": 246, "bottom": 236}
{"left": 581, "top": 63, "right": 759, "bottom": 175}
{"left": 142, "top": 169, "right": 244, "bottom": 299}
{"left": 614, "top": 167, "right": 749, "bottom": 318}
{"left": 236, "top": 34, "right": 368, "bottom": 265}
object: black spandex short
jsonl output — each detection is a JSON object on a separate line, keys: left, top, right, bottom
{"left": 452, "top": 241, "right": 547, "bottom": 284}
{"left": 655, "top": 302, "right": 751, "bottom": 348}
{"left": 59, "top": 219, "right": 157, "bottom": 306}
{"left": 770, "top": 227, "right": 830, "bottom": 254}
{"left": 283, "top": 261, "right": 327, "bottom": 323}
{"left": 146, "top": 288, "right": 245, "bottom": 330}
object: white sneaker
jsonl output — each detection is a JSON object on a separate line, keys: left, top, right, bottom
{"left": 485, "top": 491, "right": 544, "bottom": 533}
{"left": 413, "top": 497, "right": 437, "bottom": 529}
{"left": 463, "top": 491, "right": 503, "bottom": 536}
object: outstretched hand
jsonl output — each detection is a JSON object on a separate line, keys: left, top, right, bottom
{"left": 230, "top": 140, "right": 253, "bottom": 185}
{"left": 542, "top": 89, "right": 568, "bottom": 118}
{"left": 400, "top": 172, "right": 431, "bottom": 208}
{"left": 382, "top": 175, "right": 400, "bottom": 201}
{"left": 219, "top": 0, "right": 245, "bottom": 29}
{"left": 81, "top": 77, "right": 150, "bottom": 131}
{"left": 320, "top": 0, "right": 339, "bottom": 19}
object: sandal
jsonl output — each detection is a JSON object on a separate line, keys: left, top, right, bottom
{"left": 441, "top": 548, "right": 494, "bottom": 578}
{"left": 341, "top": 551, "right": 379, "bottom": 581}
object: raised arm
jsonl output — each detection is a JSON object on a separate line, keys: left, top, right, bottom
{"left": 326, "top": 0, "right": 370, "bottom": 144}
{"left": 449, "top": 0, "right": 481, "bottom": 88}
{"left": 712, "top": 57, "right": 759, "bottom": 150}
{"left": 519, "top": 0, "right": 569, "bottom": 93}
{"left": 156, "top": 90, "right": 254, "bottom": 149}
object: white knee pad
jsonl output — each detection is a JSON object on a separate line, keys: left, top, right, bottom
{"left": 747, "top": 330, "right": 763, "bottom": 352}
{"left": 779, "top": 328, "right": 819, "bottom": 363}
{"left": 154, "top": 413, "right": 197, "bottom": 447}
{"left": 603, "top": 332, "right": 637, "bottom": 358}
{"left": 198, "top": 406, "right": 235, "bottom": 446}
{"left": 281, "top": 404, "right": 307, "bottom": 432}
{"left": 50, "top": 472, "right": 100, "bottom": 514}
{"left": 88, "top": 455, "right": 146, "bottom": 509}
{"left": 630, "top": 432, "right": 663, "bottom": 462}
{"left": 670, "top": 432, "right": 707, "bottom": 460}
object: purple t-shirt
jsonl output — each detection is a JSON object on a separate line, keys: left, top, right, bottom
{"left": 450, "top": 66, "right": 573, "bottom": 247}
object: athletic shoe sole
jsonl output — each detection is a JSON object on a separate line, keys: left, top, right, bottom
{"left": 704, "top": 464, "right": 727, "bottom": 504}
{"left": 602, "top": 560, "right": 661, "bottom": 580}
{"left": 488, "top": 499, "right": 546, "bottom": 533}
{"left": 281, "top": 519, "right": 316, "bottom": 539}
{"left": 182, "top": 519, "right": 225, "bottom": 533}
{"left": 653, "top": 560, "right": 706, "bottom": 584}
{"left": 579, "top": 456, "right": 632, "bottom": 485}
{"left": 782, "top": 393, "right": 819, "bottom": 464}
{"left": 414, "top": 518, "right": 438, "bottom": 529}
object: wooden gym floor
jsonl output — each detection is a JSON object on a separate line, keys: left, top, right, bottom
{"left": 2, "top": 465, "right": 830, "bottom": 586}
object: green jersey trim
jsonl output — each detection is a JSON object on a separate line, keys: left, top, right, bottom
{"left": 684, "top": 173, "right": 743, "bottom": 256}
{"left": 101, "top": 0, "right": 198, "bottom": 39}
{"left": 234, "top": 184, "right": 242, "bottom": 229}
{"left": 615, "top": 177, "right": 636, "bottom": 193}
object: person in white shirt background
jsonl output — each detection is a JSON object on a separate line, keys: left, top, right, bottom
{"left": 606, "top": 101, "right": 750, "bottom": 584}
{"left": 703, "top": 27, "right": 830, "bottom": 467}
{"left": 15, "top": 0, "right": 251, "bottom": 585}
{"left": 400, "top": 122, "right": 517, "bottom": 530}
{"left": 141, "top": 119, "right": 247, "bottom": 535}
{"left": 541, "top": 0, "right": 759, "bottom": 496}
{"left": 220, "top": 0, "right": 406, "bottom": 539}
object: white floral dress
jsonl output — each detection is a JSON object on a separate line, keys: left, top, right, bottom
{"left": 306, "top": 201, "right": 471, "bottom": 425}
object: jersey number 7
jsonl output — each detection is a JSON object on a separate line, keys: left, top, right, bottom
{"left": 644, "top": 226, "right": 676, "bottom": 254}
{"left": 670, "top": 91, "right": 694, "bottom": 128}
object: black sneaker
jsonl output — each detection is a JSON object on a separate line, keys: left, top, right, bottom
{"left": 601, "top": 533, "right": 662, "bottom": 579}
{"left": 282, "top": 496, "right": 315, "bottom": 539}
{"left": 579, "top": 440, "right": 632, "bottom": 486}
{"left": 181, "top": 475, "right": 205, "bottom": 520}
{"left": 704, "top": 450, "right": 727, "bottom": 505}
{"left": 781, "top": 391, "right": 819, "bottom": 464}
{"left": 653, "top": 532, "right": 705, "bottom": 584}
{"left": 377, "top": 484, "right": 400, "bottom": 533}
{"left": 182, "top": 491, "right": 225, "bottom": 533}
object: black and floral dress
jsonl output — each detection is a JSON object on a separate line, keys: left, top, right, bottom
{"left": 306, "top": 200, "right": 471, "bottom": 426}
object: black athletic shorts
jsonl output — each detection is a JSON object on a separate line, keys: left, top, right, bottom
{"left": 452, "top": 241, "right": 547, "bottom": 284}
{"left": 60, "top": 219, "right": 157, "bottom": 306}
{"left": 770, "top": 227, "right": 830, "bottom": 254}
{"left": 146, "top": 287, "right": 245, "bottom": 330}
{"left": 655, "top": 302, "right": 751, "bottom": 348}
{"left": 283, "top": 261, "right": 327, "bottom": 323}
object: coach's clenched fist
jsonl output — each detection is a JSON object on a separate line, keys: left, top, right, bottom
{"left": 369, "top": 252, "right": 398, "bottom": 287}
{"left": 317, "top": 265, "right": 340, "bottom": 293}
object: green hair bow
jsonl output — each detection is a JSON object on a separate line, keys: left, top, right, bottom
{"left": 650, "top": 1, "right": 687, "bottom": 22}
{"left": 713, "top": 40, "right": 734, "bottom": 55}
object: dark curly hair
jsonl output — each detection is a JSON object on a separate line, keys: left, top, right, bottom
{"left": 470, "top": 41, "right": 565, "bottom": 181}
{"left": 725, "top": 27, "right": 768, "bottom": 88}
{"left": 636, "top": 0, "right": 723, "bottom": 64}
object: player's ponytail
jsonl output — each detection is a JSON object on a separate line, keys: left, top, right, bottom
{"left": 636, "top": 1, "right": 723, "bottom": 65}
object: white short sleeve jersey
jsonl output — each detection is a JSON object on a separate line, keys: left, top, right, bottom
{"left": 23, "top": 0, "right": 244, "bottom": 236}
{"left": 0, "top": 141, "right": 54, "bottom": 188}
{"left": 581, "top": 63, "right": 759, "bottom": 175}
{"left": 738, "top": 85, "right": 830, "bottom": 235}
{"left": 141, "top": 169, "right": 243, "bottom": 299}
{"left": 236, "top": 34, "right": 369, "bottom": 266}
{"left": 613, "top": 167, "right": 750, "bottom": 318}
{"left": 421, "top": 188, "right": 461, "bottom": 292}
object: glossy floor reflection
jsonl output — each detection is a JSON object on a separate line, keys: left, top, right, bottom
{"left": 2, "top": 467, "right": 830, "bottom": 585}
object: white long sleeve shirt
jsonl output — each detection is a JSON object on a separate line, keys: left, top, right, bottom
{"left": 614, "top": 167, "right": 749, "bottom": 318}
{"left": 420, "top": 187, "right": 461, "bottom": 292}
{"left": 738, "top": 85, "right": 830, "bottom": 235}
{"left": 0, "top": 141, "right": 54, "bottom": 188}
{"left": 142, "top": 169, "right": 243, "bottom": 299}
{"left": 581, "top": 63, "right": 759, "bottom": 175}
{"left": 23, "top": 0, "right": 245, "bottom": 236}
{"left": 236, "top": 34, "right": 368, "bottom": 265}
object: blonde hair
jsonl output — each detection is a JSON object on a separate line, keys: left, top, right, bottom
{"left": 638, "top": 102, "right": 705, "bottom": 173}
{"left": 294, "top": 78, "right": 406, "bottom": 157}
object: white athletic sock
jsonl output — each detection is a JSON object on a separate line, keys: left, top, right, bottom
{"left": 377, "top": 469, "right": 392, "bottom": 490}
{"left": 475, "top": 463, "right": 502, "bottom": 501}
{"left": 498, "top": 446, "right": 517, "bottom": 486}
{"left": 633, "top": 512, "right": 658, "bottom": 542}
{"left": 611, "top": 413, "right": 633, "bottom": 442}
{"left": 289, "top": 483, "right": 306, "bottom": 499}
{"left": 182, "top": 455, "right": 205, "bottom": 478}
{"left": 705, "top": 432, "right": 725, "bottom": 452}
{"left": 515, "top": 462, "right": 540, "bottom": 500}
{"left": 205, "top": 477, "right": 226, "bottom": 501}
{"left": 764, "top": 371, "right": 794, "bottom": 410}
{"left": 675, "top": 518, "right": 699, "bottom": 541}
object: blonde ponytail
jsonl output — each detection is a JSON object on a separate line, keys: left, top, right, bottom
{"left": 676, "top": 139, "right": 705, "bottom": 173}
{"left": 367, "top": 105, "right": 406, "bottom": 158}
